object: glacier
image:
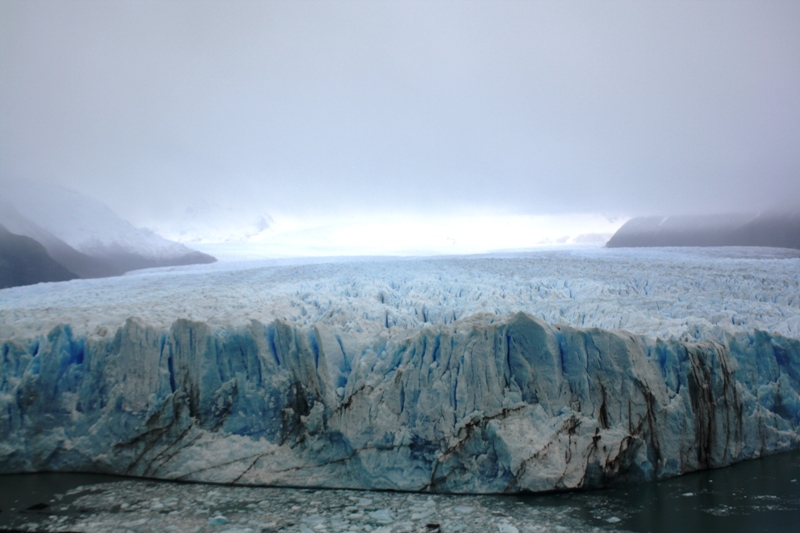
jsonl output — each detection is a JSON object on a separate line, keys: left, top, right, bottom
{"left": 1, "top": 247, "right": 799, "bottom": 493}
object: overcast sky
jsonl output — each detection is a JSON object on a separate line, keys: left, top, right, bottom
{"left": 2, "top": 0, "right": 799, "bottom": 233}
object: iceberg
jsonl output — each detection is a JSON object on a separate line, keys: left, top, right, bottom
{"left": 1, "top": 248, "right": 799, "bottom": 493}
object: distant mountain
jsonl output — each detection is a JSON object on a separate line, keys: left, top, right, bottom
{"left": 606, "top": 212, "right": 800, "bottom": 250}
{"left": 572, "top": 232, "right": 614, "bottom": 244}
{"left": 0, "top": 201, "right": 122, "bottom": 278}
{"left": 735, "top": 212, "right": 800, "bottom": 250}
{"left": 150, "top": 200, "right": 274, "bottom": 244}
{"left": 0, "top": 180, "right": 216, "bottom": 275}
{"left": 0, "top": 223, "right": 79, "bottom": 289}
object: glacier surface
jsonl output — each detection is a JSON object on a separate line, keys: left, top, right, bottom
{"left": 1, "top": 247, "right": 799, "bottom": 493}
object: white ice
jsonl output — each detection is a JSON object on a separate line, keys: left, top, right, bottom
{"left": 1, "top": 246, "right": 799, "bottom": 493}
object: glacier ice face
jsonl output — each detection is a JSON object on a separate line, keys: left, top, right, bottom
{"left": 1, "top": 312, "right": 799, "bottom": 493}
{"left": 1, "top": 249, "right": 799, "bottom": 493}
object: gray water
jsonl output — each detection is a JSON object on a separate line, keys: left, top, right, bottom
{"left": 1, "top": 449, "right": 799, "bottom": 532}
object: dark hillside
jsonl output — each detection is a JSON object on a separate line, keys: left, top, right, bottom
{"left": 0, "top": 202, "right": 121, "bottom": 278}
{"left": 0, "top": 223, "right": 79, "bottom": 289}
{"left": 607, "top": 212, "right": 800, "bottom": 250}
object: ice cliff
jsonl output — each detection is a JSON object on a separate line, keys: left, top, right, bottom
{"left": 2, "top": 249, "right": 799, "bottom": 493}
{"left": 2, "top": 311, "right": 799, "bottom": 493}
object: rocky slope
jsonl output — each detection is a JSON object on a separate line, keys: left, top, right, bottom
{"left": 0, "top": 223, "right": 78, "bottom": 288}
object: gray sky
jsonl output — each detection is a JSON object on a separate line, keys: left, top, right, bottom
{"left": 2, "top": 0, "right": 799, "bottom": 229}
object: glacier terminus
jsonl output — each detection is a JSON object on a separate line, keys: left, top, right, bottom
{"left": 1, "top": 247, "right": 799, "bottom": 493}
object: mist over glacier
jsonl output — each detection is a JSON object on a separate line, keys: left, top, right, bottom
{"left": 3, "top": 2, "right": 798, "bottom": 233}
{"left": 0, "top": 179, "right": 215, "bottom": 281}
{"left": 180, "top": 212, "right": 624, "bottom": 260}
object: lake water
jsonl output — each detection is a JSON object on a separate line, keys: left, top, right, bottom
{"left": 1, "top": 448, "right": 799, "bottom": 533}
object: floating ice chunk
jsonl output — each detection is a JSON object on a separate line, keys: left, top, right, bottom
{"left": 369, "top": 509, "right": 395, "bottom": 524}
{"left": 301, "top": 515, "right": 325, "bottom": 526}
{"left": 208, "top": 514, "right": 230, "bottom": 525}
{"left": 412, "top": 508, "right": 436, "bottom": 520}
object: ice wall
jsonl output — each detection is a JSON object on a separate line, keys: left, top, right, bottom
{"left": 2, "top": 312, "right": 799, "bottom": 493}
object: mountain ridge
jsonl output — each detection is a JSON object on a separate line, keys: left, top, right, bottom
{"left": 0, "top": 223, "right": 79, "bottom": 289}
{"left": 0, "top": 180, "right": 215, "bottom": 288}
{"left": 606, "top": 211, "right": 800, "bottom": 250}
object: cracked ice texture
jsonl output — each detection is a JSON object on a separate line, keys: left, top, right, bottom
{"left": 1, "top": 248, "right": 799, "bottom": 492}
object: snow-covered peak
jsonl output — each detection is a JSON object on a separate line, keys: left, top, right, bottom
{"left": 147, "top": 200, "right": 274, "bottom": 244}
{"left": 0, "top": 179, "right": 202, "bottom": 260}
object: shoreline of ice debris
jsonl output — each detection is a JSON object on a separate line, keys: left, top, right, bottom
{"left": 1, "top": 477, "right": 619, "bottom": 533}
{"left": 5, "top": 444, "right": 800, "bottom": 533}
